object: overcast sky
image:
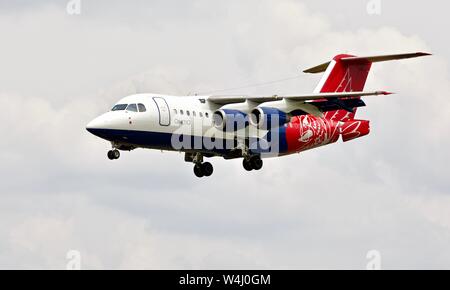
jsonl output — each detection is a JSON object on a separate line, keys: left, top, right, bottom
{"left": 0, "top": 0, "right": 449, "bottom": 269}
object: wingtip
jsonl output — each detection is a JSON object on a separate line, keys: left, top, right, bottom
{"left": 377, "top": 91, "right": 394, "bottom": 95}
{"left": 417, "top": 52, "right": 432, "bottom": 57}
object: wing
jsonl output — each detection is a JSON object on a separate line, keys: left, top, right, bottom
{"left": 207, "top": 91, "right": 392, "bottom": 105}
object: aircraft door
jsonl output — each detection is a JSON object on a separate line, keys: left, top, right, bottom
{"left": 153, "top": 97, "right": 171, "bottom": 126}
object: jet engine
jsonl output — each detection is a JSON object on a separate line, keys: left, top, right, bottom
{"left": 248, "top": 107, "right": 290, "bottom": 129}
{"left": 212, "top": 109, "right": 248, "bottom": 131}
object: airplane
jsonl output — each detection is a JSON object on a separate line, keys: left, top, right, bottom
{"left": 86, "top": 52, "right": 430, "bottom": 177}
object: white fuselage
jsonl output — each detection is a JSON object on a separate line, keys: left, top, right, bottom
{"left": 86, "top": 94, "right": 259, "bottom": 156}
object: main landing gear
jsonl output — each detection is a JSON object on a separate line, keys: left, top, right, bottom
{"left": 185, "top": 152, "right": 214, "bottom": 178}
{"left": 243, "top": 155, "right": 263, "bottom": 171}
{"left": 186, "top": 153, "right": 262, "bottom": 178}
{"left": 107, "top": 149, "right": 120, "bottom": 160}
{"left": 193, "top": 162, "right": 214, "bottom": 178}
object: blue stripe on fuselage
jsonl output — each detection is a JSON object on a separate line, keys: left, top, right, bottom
{"left": 86, "top": 128, "right": 289, "bottom": 156}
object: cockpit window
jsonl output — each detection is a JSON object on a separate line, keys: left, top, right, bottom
{"left": 138, "top": 103, "right": 146, "bottom": 112}
{"left": 126, "top": 104, "right": 138, "bottom": 112}
{"left": 111, "top": 104, "right": 127, "bottom": 111}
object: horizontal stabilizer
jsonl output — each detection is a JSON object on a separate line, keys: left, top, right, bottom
{"left": 303, "top": 61, "right": 331, "bottom": 74}
{"left": 303, "top": 52, "right": 431, "bottom": 74}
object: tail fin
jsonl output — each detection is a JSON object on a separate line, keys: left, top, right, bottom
{"left": 304, "top": 52, "right": 431, "bottom": 122}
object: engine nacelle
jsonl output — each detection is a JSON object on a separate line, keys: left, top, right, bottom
{"left": 212, "top": 109, "right": 248, "bottom": 131}
{"left": 249, "top": 107, "right": 290, "bottom": 129}
{"left": 340, "top": 119, "right": 370, "bottom": 142}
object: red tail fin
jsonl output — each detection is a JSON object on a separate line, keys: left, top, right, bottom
{"left": 312, "top": 54, "right": 371, "bottom": 122}
{"left": 304, "top": 52, "right": 431, "bottom": 122}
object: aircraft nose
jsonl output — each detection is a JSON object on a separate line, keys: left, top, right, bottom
{"left": 86, "top": 115, "right": 108, "bottom": 135}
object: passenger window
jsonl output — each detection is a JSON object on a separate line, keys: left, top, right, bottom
{"left": 193, "top": 111, "right": 196, "bottom": 117}
{"left": 186, "top": 111, "right": 190, "bottom": 116}
{"left": 180, "top": 110, "right": 184, "bottom": 115}
{"left": 111, "top": 104, "right": 128, "bottom": 111}
{"left": 199, "top": 112, "right": 203, "bottom": 117}
{"left": 138, "top": 103, "right": 146, "bottom": 112}
{"left": 126, "top": 104, "right": 138, "bottom": 112}
{"left": 173, "top": 109, "right": 178, "bottom": 115}
{"left": 205, "top": 112, "right": 209, "bottom": 118}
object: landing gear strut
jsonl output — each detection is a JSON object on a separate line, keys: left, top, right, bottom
{"left": 243, "top": 155, "right": 263, "bottom": 171}
{"left": 107, "top": 149, "right": 120, "bottom": 160}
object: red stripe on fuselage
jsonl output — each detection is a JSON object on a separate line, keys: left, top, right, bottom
{"left": 284, "top": 115, "right": 340, "bottom": 153}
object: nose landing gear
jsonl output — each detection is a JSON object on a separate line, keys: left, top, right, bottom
{"left": 107, "top": 149, "right": 120, "bottom": 160}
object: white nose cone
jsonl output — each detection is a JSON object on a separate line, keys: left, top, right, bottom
{"left": 86, "top": 116, "right": 106, "bottom": 130}
{"left": 86, "top": 112, "right": 124, "bottom": 140}
{"left": 86, "top": 114, "right": 112, "bottom": 139}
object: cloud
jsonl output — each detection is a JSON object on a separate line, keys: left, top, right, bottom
{"left": 0, "top": 0, "right": 449, "bottom": 269}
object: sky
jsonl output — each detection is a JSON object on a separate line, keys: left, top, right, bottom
{"left": 0, "top": 0, "right": 449, "bottom": 269}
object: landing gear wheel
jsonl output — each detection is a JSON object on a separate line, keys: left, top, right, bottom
{"left": 243, "top": 159, "right": 253, "bottom": 171}
{"left": 194, "top": 164, "right": 204, "bottom": 178}
{"left": 112, "top": 149, "right": 120, "bottom": 159}
{"left": 250, "top": 156, "right": 263, "bottom": 171}
{"left": 107, "top": 150, "right": 114, "bottom": 160}
{"left": 107, "top": 150, "right": 120, "bottom": 160}
{"left": 202, "top": 162, "right": 214, "bottom": 177}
